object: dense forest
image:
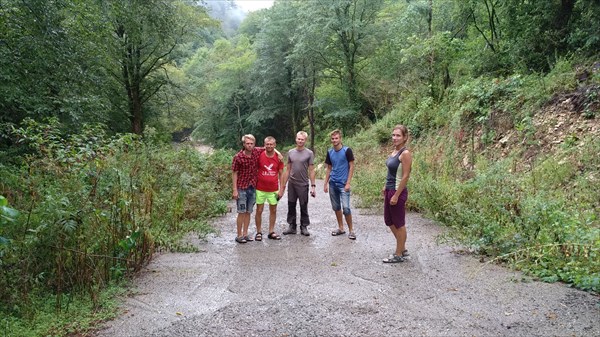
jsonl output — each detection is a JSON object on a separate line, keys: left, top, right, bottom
{"left": 1, "top": 0, "right": 599, "bottom": 335}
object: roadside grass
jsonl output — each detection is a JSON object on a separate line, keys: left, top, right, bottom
{"left": 1, "top": 286, "right": 126, "bottom": 337}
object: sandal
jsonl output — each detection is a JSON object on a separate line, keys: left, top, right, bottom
{"left": 244, "top": 235, "right": 254, "bottom": 242}
{"left": 255, "top": 232, "right": 263, "bottom": 241}
{"left": 386, "top": 250, "right": 409, "bottom": 259}
{"left": 383, "top": 256, "right": 405, "bottom": 263}
{"left": 235, "top": 236, "right": 247, "bottom": 244}
{"left": 331, "top": 228, "right": 346, "bottom": 236}
{"left": 348, "top": 232, "right": 356, "bottom": 240}
{"left": 383, "top": 254, "right": 406, "bottom": 263}
{"left": 268, "top": 232, "right": 281, "bottom": 240}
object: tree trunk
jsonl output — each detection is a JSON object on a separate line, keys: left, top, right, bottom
{"left": 307, "top": 69, "right": 316, "bottom": 152}
{"left": 131, "top": 87, "right": 143, "bottom": 135}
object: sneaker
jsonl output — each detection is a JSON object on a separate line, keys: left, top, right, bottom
{"left": 283, "top": 225, "right": 297, "bottom": 235}
{"left": 300, "top": 225, "right": 310, "bottom": 236}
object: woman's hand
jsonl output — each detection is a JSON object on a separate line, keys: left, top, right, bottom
{"left": 390, "top": 195, "right": 398, "bottom": 205}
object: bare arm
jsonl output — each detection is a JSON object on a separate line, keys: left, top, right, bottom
{"left": 277, "top": 161, "right": 285, "bottom": 199}
{"left": 390, "top": 151, "right": 412, "bottom": 204}
{"left": 232, "top": 171, "right": 239, "bottom": 199}
{"left": 309, "top": 164, "right": 316, "bottom": 196}
{"left": 324, "top": 164, "right": 332, "bottom": 193}
{"left": 345, "top": 160, "right": 355, "bottom": 192}
{"left": 281, "top": 162, "right": 291, "bottom": 189}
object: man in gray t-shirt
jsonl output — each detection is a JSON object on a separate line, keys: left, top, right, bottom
{"left": 280, "top": 131, "right": 316, "bottom": 236}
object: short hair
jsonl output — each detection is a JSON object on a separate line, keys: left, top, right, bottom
{"left": 296, "top": 131, "right": 308, "bottom": 139}
{"left": 264, "top": 136, "right": 276, "bottom": 143}
{"left": 393, "top": 124, "right": 409, "bottom": 138}
{"left": 241, "top": 134, "right": 255, "bottom": 143}
{"left": 329, "top": 129, "right": 342, "bottom": 137}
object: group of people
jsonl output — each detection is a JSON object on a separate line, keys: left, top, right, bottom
{"left": 231, "top": 125, "right": 413, "bottom": 263}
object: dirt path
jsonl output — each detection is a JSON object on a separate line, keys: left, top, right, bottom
{"left": 96, "top": 179, "right": 599, "bottom": 337}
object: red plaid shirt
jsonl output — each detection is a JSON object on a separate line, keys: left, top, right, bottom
{"left": 232, "top": 147, "right": 264, "bottom": 189}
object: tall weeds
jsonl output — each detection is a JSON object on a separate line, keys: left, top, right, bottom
{"left": 0, "top": 118, "right": 231, "bottom": 334}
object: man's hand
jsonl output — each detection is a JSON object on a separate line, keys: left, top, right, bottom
{"left": 232, "top": 190, "right": 239, "bottom": 200}
{"left": 323, "top": 184, "right": 329, "bottom": 193}
{"left": 275, "top": 149, "right": 283, "bottom": 161}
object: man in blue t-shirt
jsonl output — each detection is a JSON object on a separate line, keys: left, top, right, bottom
{"left": 324, "top": 129, "right": 356, "bottom": 240}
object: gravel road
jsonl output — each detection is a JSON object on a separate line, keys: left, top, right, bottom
{"left": 96, "top": 179, "right": 599, "bottom": 337}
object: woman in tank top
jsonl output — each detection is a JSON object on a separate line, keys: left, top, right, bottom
{"left": 382, "top": 125, "right": 412, "bottom": 263}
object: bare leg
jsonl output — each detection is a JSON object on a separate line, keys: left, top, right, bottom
{"left": 389, "top": 225, "right": 407, "bottom": 256}
{"left": 241, "top": 213, "right": 251, "bottom": 237}
{"left": 236, "top": 214, "right": 243, "bottom": 238}
{"left": 255, "top": 204, "right": 264, "bottom": 233}
{"left": 334, "top": 210, "right": 344, "bottom": 231}
{"left": 268, "top": 204, "right": 277, "bottom": 234}
{"left": 345, "top": 214, "right": 354, "bottom": 233}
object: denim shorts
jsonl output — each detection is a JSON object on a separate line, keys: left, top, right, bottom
{"left": 236, "top": 187, "right": 256, "bottom": 213}
{"left": 329, "top": 183, "right": 351, "bottom": 215}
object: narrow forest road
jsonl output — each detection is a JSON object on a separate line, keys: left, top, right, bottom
{"left": 96, "top": 179, "right": 599, "bottom": 337}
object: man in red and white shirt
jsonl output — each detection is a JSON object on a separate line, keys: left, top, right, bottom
{"left": 255, "top": 136, "right": 285, "bottom": 241}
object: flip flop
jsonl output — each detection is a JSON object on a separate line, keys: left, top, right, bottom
{"left": 331, "top": 229, "right": 346, "bottom": 236}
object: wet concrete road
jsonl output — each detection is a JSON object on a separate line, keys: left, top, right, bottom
{"left": 96, "top": 179, "right": 600, "bottom": 337}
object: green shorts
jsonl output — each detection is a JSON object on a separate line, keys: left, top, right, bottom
{"left": 256, "top": 190, "right": 279, "bottom": 205}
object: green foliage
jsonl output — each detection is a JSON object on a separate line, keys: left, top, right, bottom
{"left": 0, "top": 119, "right": 231, "bottom": 335}
{"left": 315, "top": 81, "right": 363, "bottom": 134}
{"left": 0, "top": 0, "right": 215, "bottom": 135}
{"left": 568, "top": 0, "right": 600, "bottom": 55}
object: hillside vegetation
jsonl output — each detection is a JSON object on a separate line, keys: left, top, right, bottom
{"left": 351, "top": 64, "right": 599, "bottom": 292}
{"left": 1, "top": 0, "right": 599, "bottom": 336}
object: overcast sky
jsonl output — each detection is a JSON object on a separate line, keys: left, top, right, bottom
{"left": 235, "top": 0, "right": 274, "bottom": 12}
